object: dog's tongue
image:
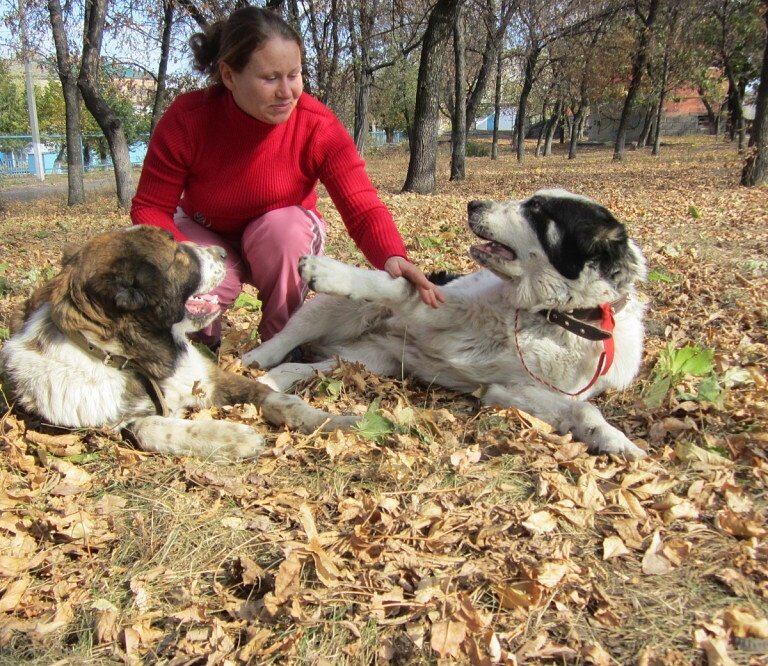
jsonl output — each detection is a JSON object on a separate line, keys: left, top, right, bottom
{"left": 471, "top": 241, "right": 517, "bottom": 260}
{"left": 186, "top": 294, "right": 220, "bottom": 318}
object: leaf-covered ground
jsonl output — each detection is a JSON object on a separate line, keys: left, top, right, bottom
{"left": 0, "top": 137, "right": 766, "bottom": 665}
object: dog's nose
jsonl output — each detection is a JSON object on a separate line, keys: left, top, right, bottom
{"left": 467, "top": 200, "right": 486, "bottom": 215}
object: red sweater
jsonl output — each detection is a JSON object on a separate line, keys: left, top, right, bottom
{"left": 131, "top": 87, "right": 407, "bottom": 269}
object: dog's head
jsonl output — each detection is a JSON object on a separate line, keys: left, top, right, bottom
{"left": 467, "top": 189, "right": 646, "bottom": 308}
{"left": 42, "top": 226, "right": 227, "bottom": 343}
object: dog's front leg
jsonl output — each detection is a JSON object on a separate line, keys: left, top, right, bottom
{"left": 213, "top": 370, "right": 358, "bottom": 434}
{"left": 483, "top": 384, "right": 646, "bottom": 459}
{"left": 260, "top": 392, "right": 359, "bottom": 434}
{"left": 300, "top": 255, "right": 414, "bottom": 304}
{"left": 242, "top": 295, "right": 331, "bottom": 369}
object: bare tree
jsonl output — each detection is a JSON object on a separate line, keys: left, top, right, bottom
{"left": 465, "top": 0, "right": 518, "bottom": 131}
{"left": 78, "top": 0, "right": 133, "bottom": 208}
{"left": 307, "top": 0, "right": 342, "bottom": 104}
{"left": 403, "top": 0, "right": 463, "bottom": 194}
{"left": 150, "top": 0, "right": 176, "bottom": 136}
{"left": 513, "top": 35, "right": 543, "bottom": 162}
{"left": 612, "top": 0, "right": 660, "bottom": 161}
{"left": 450, "top": 4, "right": 466, "bottom": 180}
{"left": 47, "top": 0, "right": 85, "bottom": 205}
{"left": 491, "top": 49, "right": 503, "bottom": 159}
{"left": 741, "top": 0, "right": 768, "bottom": 185}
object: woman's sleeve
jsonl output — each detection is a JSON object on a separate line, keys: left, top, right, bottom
{"left": 130, "top": 102, "right": 191, "bottom": 242}
{"left": 314, "top": 117, "right": 408, "bottom": 269}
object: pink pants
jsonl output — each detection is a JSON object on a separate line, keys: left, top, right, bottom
{"left": 176, "top": 206, "right": 326, "bottom": 343}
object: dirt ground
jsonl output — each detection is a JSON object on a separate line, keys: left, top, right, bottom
{"left": 0, "top": 137, "right": 766, "bottom": 665}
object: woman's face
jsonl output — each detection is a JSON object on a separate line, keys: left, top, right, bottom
{"left": 221, "top": 37, "right": 303, "bottom": 124}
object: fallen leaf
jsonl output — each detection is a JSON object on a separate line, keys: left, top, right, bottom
{"left": 715, "top": 510, "right": 767, "bottom": 539}
{"left": 430, "top": 618, "right": 467, "bottom": 658}
{"left": 0, "top": 578, "right": 29, "bottom": 613}
{"left": 603, "top": 536, "right": 630, "bottom": 560}
{"left": 642, "top": 531, "right": 673, "bottom": 575}
{"left": 522, "top": 510, "right": 558, "bottom": 535}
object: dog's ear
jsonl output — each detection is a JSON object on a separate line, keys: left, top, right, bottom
{"left": 110, "top": 260, "right": 162, "bottom": 311}
{"left": 60, "top": 243, "right": 81, "bottom": 266}
{"left": 113, "top": 282, "right": 151, "bottom": 311}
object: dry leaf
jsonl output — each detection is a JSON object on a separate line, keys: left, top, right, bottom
{"left": 494, "top": 581, "right": 543, "bottom": 609}
{"left": 694, "top": 627, "right": 738, "bottom": 666}
{"left": 642, "top": 531, "right": 673, "bottom": 575}
{"left": 0, "top": 578, "right": 29, "bottom": 613}
{"left": 522, "top": 510, "right": 558, "bottom": 535}
{"left": 722, "top": 607, "right": 768, "bottom": 638}
{"left": 715, "top": 510, "right": 767, "bottom": 539}
{"left": 274, "top": 552, "right": 304, "bottom": 603}
{"left": 603, "top": 535, "right": 630, "bottom": 560}
{"left": 430, "top": 618, "right": 467, "bottom": 658}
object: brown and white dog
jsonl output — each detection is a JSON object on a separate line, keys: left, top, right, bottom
{"left": 0, "top": 226, "right": 357, "bottom": 462}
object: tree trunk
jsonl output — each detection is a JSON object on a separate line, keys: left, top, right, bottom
{"left": 348, "top": 0, "right": 380, "bottom": 156}
{"left": 403, "top": 0, "right": 462, "bottom": 194}
{"left": 465, "top": 0, "right": 516, "bottom": 132}
{"left": 569, "top": 107, "right": 585, "bottom": 160}
{"left": 638, "top": 104, "right": 655, "bottom": 146}
{"left": 47, "top": 0, "right": 85, "bottom": 205}
{"left": 699, "top": 89, "right": 718, "bottom": 134}
{"left": 652, "top": 48, "right": 670, "bottom": 155}
{"left": 78, "top": 0, "right": 133, "bottom": 209}
{"left": 450, "top": 6, "right": 466, "bottom": 181}
{"left": 569, "top": 75, "right": 588, "bottom": 160}
{"left": 514, "top": 44, "right": 541, "bottom": 163}
{"left": 613, "top": 0, "right": 660, "bottom": 161}
{"left": 535, "top": 97, "right": 548, "bottom": 157}
{"left": 543, "top": 98, "right": 561, "bottom": 156}
{"left": 741, "top": 0, "right": 768, "bottom": 185}
{"left": 353, "top": 66, "right": 372, "bottom": 155}
{"left": 150, "top": 0, "right": 174, "bottom": 137}
{"left": 491, "top": 49, "right": 502, "bottom": 160}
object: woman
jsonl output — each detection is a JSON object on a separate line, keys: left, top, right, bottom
{"left": 131, "top": 6, "right": 443, "bottom": 348}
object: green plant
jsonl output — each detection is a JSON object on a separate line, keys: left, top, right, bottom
{"left": 0, "top": 263, "right": 9, "bottom": 297}
{"left": 648, "top": 268, "right": 677, "bottom": 283}
{"left": 466, "top": 140, "right": 491, "bottom": 157}
{"left": 317, "top": 377, "right": 343, "bottom": 402}
{"left": 233, "top": 292, "right": 261, "bottom": 312}
{"left": 354, "top": 397, "right": 399, "bottom": 443}
{"left": 644, "top": 344, "right": 717, "bottom": 408}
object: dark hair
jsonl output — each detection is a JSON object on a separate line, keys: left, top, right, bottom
{"left": 190, "top": 6, "right": 303, "bottom": 84}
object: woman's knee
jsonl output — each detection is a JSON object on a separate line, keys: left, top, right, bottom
{"left": 242, "top": 206, "right": 325, "bottom": 266}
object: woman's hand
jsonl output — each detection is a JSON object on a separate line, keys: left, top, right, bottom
{"left": 384, "top": 256, "right": 445, "bottom": 308}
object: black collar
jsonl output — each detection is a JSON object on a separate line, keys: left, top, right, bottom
{"left": 67, "top": 330, "right": 170, "bottom": 417}
{"left": 539, "top": 296, "right": 628, "bottom": 341}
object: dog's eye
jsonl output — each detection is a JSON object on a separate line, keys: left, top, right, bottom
{"left": 528, "top": 199, "right": 542, "bottom": 213}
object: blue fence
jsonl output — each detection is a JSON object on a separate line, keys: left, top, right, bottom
{"left": 0, "top": 134, "right": 148, "bottom": 177}
{"left": 0, "top": 130, "right": 404, "bottom": 178}
{"left": 368, "top": 130, "right": 407, "bottom": 147}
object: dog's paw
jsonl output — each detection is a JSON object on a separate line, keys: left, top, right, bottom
{"left": 211, "top": 425, "right": 266, "bottom": 463}
{"left": 261, "top": 392, "right": 358, "bottom": 434}
{"left": 320, "top": 414, "right": 360, "bottom": 432}
{"left": 589, "top": 426, "right": 647, "bottom": 460}
{"left": 257, "top": 363, "right": 316, "bottom": 392}
{"left": 299, "top": 255, "right": 351, "bottom": 297}
{"left": 242, "top": 345, "right": 284, "bottom": 370}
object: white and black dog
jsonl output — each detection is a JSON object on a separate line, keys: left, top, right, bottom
{"left": 0, "top": 226, "right": 357, "bottom": 462}
{"left": 243, "top": 190, "right": 647, "bottom": 459}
